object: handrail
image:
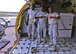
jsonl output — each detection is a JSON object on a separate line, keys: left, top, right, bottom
{"left": 0, "top": 18, "right": 7, "bottom": 29}
{"left": 0, "top": 18, "right": 7, "bottom": 36}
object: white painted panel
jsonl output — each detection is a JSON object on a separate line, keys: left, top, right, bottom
{"left": 58, "top": 19, "right": 65, "bottom": 29}
{"left": 58, "top": 18, "right": 73, "bottom": 29}
{"left": 58, "top": 13, "right": 75, "bottom": 29}
{"left": 58, "top": 30, "right": 72, "bottom": 37}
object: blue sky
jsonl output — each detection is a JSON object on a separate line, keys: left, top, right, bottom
{"left": 0, "top": 0, "right": 26, "bottom": 12}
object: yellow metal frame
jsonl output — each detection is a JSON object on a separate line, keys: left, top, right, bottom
{"left": 15, "top": 2, "right": 29, "bottom": 34}
{"left": 15, "top": 0, "right": 36, "bottom": 34}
